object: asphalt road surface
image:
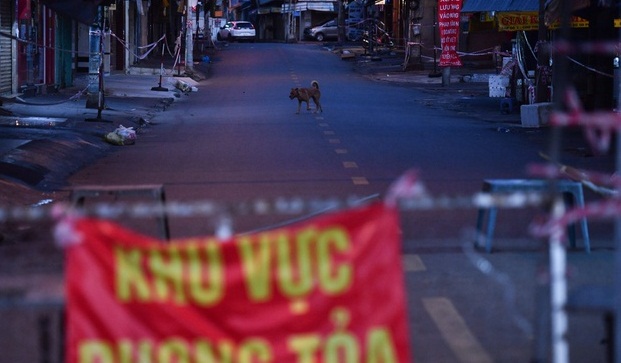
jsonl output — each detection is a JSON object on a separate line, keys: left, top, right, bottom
{"left": 2, "top": 42, "right": 618, "bottom": 362}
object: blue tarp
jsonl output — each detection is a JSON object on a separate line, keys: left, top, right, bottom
{"left": 461, "top": 0, "right": 540, "bottom": 13}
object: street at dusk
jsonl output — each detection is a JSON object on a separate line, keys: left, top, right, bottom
{"left": 0, "top": 40, "right": 618, "bottom": 362}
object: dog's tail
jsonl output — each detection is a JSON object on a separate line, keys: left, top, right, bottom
{"left": 311, "top": 80, "right": 319, "bottom": 89}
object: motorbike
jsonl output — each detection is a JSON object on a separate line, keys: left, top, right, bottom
{"left": 361, "top": 24, "right": 394, "bottom": 51}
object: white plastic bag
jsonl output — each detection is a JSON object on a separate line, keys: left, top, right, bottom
{"left": 105, "top": 125, "right": 137, "bottom": 145}
{"left": 116, "top": 125, "right": 136, "bottom": 141}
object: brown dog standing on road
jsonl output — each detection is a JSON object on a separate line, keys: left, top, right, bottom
{"left": 289, "top": 81, "right": 322, "bottom": 114}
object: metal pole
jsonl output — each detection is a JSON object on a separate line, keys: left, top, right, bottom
{"left": 433, "top": 13, "right": 437, "bottom": 73}
{"left": 614, "top": 176, "right": 621, "bottom": 363}
{"left": 124, "top": 0, "right": 129, "bottom": 71}
{"left": 535, "top": 0, "right": 548, "bottom": 103}
{"left": 151, "top": 42, "right": 168, "bottom": 91}
{"left": 85, "top": 7, "right": 104, "bottom": 114}
{"left": 429, "top": 5, "right": 441, "bottom": 77}
{"left": 614, "top": 4, "right": 621, "bottom": 362}
{"left": 550, "top": 198, "right": 569, "bottom": 363}
{"left": 11, "top": 1, "right": 18, "bottom": 95}
{"left": 185, "top": 5, "right": 194, "bottom": 72}
{"left": 337, "top": 0, "right": 345, "bottom": 43}
{"left": 547, "top": 0, "right": 570, "bottom": 361}
{"left": 287, "top": 0, "right": 292, "bottom": 42}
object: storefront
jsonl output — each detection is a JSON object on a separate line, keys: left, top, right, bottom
{"left": 253, "top": 0, "right": 285, "bottom": 41}
{"left": 460, "top": 0, "right": 539, "bottom": 64}
{"left": 282, "top": 1, "right": 337, "bottom": 41}
{"left": 462, "top": 0, "right": 618, "bottom": 108}
{"left": 0, "top": 0, "right": 14, "bottom": 95}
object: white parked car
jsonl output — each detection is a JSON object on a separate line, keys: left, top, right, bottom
{"left": 217, "top": 21, "right": 256, "bottom": 42}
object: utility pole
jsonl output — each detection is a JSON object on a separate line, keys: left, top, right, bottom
{"left": 85, "top": 5, "right": 105, "bottom": 120}
{"left": 429, "top": 5, "right": 441, "bottom": 77}
{"left": 407, "top": 0, "right": 423, "bottom": 70}
{"left": 124, "top": 0, "right": 129, "bottom": 71}
{"left": 338, "top": 0, "right": 346, "bottom": 43}
{"left": 185, "top": 0, "right": 197, "bottom": 71}
{"left": 286, "top": 0, "right": 294, "bottom": 42}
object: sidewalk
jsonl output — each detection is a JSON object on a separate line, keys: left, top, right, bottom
{"left": 0, "top": 63, "right": 209, "bottom": 206}
{"left": 336, "top": 44, "right": 522, "bottom": 125}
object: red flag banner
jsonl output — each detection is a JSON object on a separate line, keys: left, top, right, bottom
{"left": 438, "top": 0, "right": 463, "bottom": 67}
{"left": 65, "top": 202, "right": 413, "bottom": 363}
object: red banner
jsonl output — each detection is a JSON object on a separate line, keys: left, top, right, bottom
{"left": 65, "top": 202, "right": 413, "bottom": 363}
{"left": 438, "top": 0, "right": 463, "bottom": 67}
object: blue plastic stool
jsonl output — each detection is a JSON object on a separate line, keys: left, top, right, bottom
{"left": 476, "top": 179, "right": 590, "bottom": 253}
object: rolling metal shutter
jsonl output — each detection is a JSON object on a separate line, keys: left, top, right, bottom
{"left": 0, "top": 1, "right": 13, "bottom": 95}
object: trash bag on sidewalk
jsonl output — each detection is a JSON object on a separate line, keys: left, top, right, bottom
{"left": 104, "top": 125, "right": 137, "bottom": 145}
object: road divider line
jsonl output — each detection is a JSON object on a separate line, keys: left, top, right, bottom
{"left": 422, "top": 297, "right": 493, "bottom": 363}
{"left": 318, "top": 122, "right": 329, "bottom": 127}
{"left": 289, "top": 73, "right": 300, "bottom": 87}
{"left": 334, "top": 149, "right": 348, "bottom": 154}
{"left": 328, "top": 138, "right": 340, "bottom": 144}
{"left": 323, "top": 130, "right": 336, "bottom": 136}
{"left": 342, "top": 161, "right": 358, "bottom": 169}
{"left": 351, "top": 177, "right": 369, "bottom": 185}
{"left": 402, "top": 254, "right": 426, "bottom": 271}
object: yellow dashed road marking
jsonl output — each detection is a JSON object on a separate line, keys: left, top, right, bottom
{"left": 351, "top": 177, "right": 369, "bottom": 185}
{"left": 402, "top": 254, "right": 426, "bottom": 271}
{"left": 422, "top": 297, "right": 494, "bottom": 363}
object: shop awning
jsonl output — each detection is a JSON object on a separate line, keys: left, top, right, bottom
{"left": 282, "top": 1, "right": 336, "bottom": 12}
{"left": 39, "top": 0, "right": 126, "bottom": 25}
{"left": 258, "top": 6, "right": 283, "bottom": 13}
{"left": 544, "top": 0, "right": 591, "bottom": 23}
{"left": 461, "top": 0, "right": 539, "bottom": 13}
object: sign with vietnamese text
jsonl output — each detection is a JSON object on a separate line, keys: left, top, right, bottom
{"left": 438, "top": 0, "right": 462, "bottom": 67}
{"left": 65, "top": 203, "right": 413, "bottom": 363}
{"left": 498, "top": 12, "right": 590, "bottom": 31}
{"left": 547, "top": 15, "right": 590, "bottom": 29}
{"left": 497, "top": 12, "right": 539, "bottom": 31}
